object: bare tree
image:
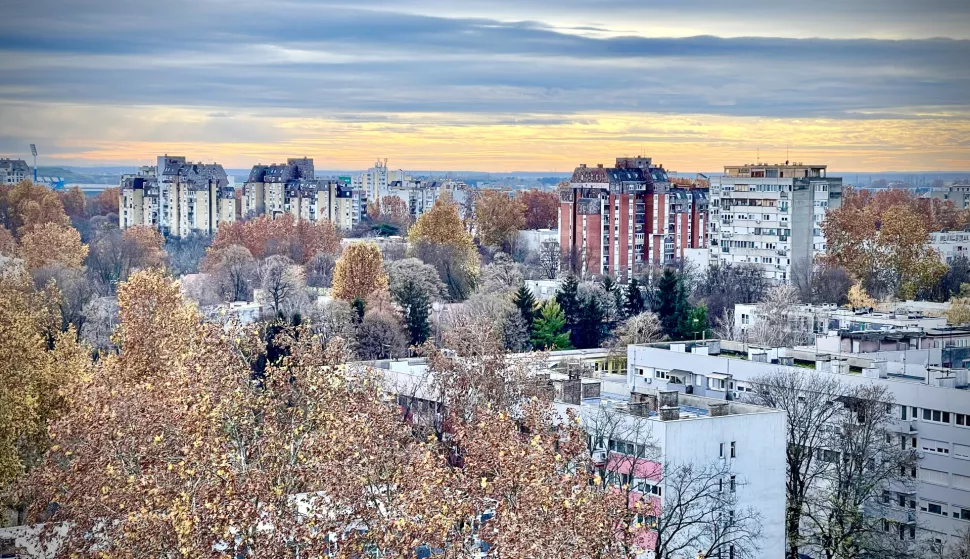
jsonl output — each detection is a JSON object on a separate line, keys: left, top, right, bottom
{"left": 944, "top": 527, "right": 970, "bottom": 559}
{"left": 213, "top": 244, "right": 255, "bottom": 302}
{"left": 257, "top": 255, "right": 306, "bottom": 318}
{"left": 747, "top": 369, "right": 847, "bottom": 559}
{"left": 713, "top": 308, "right": 745, "bottom": 342}
{"left": 305, "top": 251, "right": 337, "bottom": 288}
{"left": 79, "top": 296, "right": 119, "bottom": 353}
{"left": 538, "top": 240, "right": 561, "bottom": 280}
{"left": 653, "top": 461, "right": 764, "bottom": 559}
{"left": 748, "top": 284, "right": 813, "bottom": 348}
{"left": 805, "top": 385, "right": 920, "bottom": 559}
{"left": 611, "top": 311, "right": 662, "bottom": 355}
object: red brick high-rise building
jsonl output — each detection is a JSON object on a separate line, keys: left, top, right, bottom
{"left": 559, "top": 156, "right": 708, "bottom": 280}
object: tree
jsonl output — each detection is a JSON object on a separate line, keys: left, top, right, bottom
{"left": 924, "top": 254, "right": 970, "bottom": 302}
{"left": 79, "top": 296, "right": 119, "bottom": 353}
{"left": 31, "top": 265, "right": 96, "bottom": 336}
{"left": 387, "top": 258, "right": 445, "bottom": 346}
{"left": 3, "top": 180, "right": 70, "bottom": 233}
{"left": 806, "top": 385, "right": 918, "bottom": 559}
{"left": 573, "top": 287, "right": 607, "bottom": 349}
{"left": 0, "top": 224, "right": 16, "bottom": 256}
{"left": 1, "top": 270, "right": 89, "bottom": 523}
{"left": 693, "top": 263, "right": 768, "bottom": 321}
{"left": 368, "top": 194, "right": 412, "bottom": 228}
{"left": 531, "top": 300, "right": 572, "bottom": 350}
{"left": 208, "top": 244, "right": 255, "bottom": 302}
{"left": 475, "top": 189, "right": 525, "bottom": 252}
{"left": 824, "top": 187, "right": 947, "bottom": 298}
{"left": 408, "top": 198, "right": 479, "bottom": 301}
{"left": 537, "top": 240, "right": 560, "bottom": 279}
{"left": 947, "top": 287, "right": 970, "bottom": 325}
{"left": 945, "top": 528, "right": 970, "bottom": 559}
{"left": 93, "top": 187, "right": 120, "bottom": 215}
{"left": 747, "top": 370, "right": 847, "bottom": 559}
{"left": 478, "top": 252, "right": 523, "bottom": 294}
{"left": 19, "top": 222, "right": 88, "bottom": 271}
{"left": 613, "top": 311, "right": 662, "bottom": 350}
{"left": 517, "top": 189, "right": 559, "bottom": 230}
{"left": 205, "top": 213, "right": 339, "bottom": 266}
{"left": 354, "top": 310, "right": 410, "bottom": 360}
{"left": 555, "top": 274, "right": 581, "bottom": 328}
{"left": 332, "top": 241, "right": 389, "bottom": 301}
{"left": 257, "top": 254, "right": 306, "bottom": 317}
{"left": 748, "top": 285, "right": 811, "bottom": 347}
{"left": 57, "top": 187, "right": 87, "bottom": 220}
{"left": 811, "top": 263, "right": 853, "bottom": 305}
{"left": 304, "top": 251, "right": 337, "bottom": 288}
{"left": 625, "top": 277, "right": 646, "bottom": 316}
{"left": 164, "top": 233, "right": 211, "bottom": 276}
{"left": 848, "top": 282, "right": 877, "bottom": 309}
{"left": 86, "top": 226, "right": 167, "bottom": 295}
{"left": 512, "top": 285, "right": 539, "bottom": 331}
{"left": 654, "top": 268, "right": 689, "bottom": 340}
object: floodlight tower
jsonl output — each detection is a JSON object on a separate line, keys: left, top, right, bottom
{"left": 29, "top": 144, "right": 37, "bottom": 182}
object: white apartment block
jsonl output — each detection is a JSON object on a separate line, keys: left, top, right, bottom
{"left": 929, "top": 230, "right": 970, "bottom": 264}
{"left": 710, "top": 163, "right": 842, "bottom": 284}
{"left": 0, "top": 158, "right": 31, "bottom": 184}
{"left": 243, "top": 158, "right": 363, "bottom": 230}
{"left": 627, "top": 340, "right": 970, "bottom": 551}
{"left": 352, "top": 158, "right": 392, "bottom": 203}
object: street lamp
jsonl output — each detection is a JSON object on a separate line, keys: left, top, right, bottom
{"left": 29, "top": 144, "right": 37, "bottom": 182}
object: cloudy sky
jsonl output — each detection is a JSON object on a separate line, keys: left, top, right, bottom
{"left": 1, "top": 0, "right": 968, "bottom": 172}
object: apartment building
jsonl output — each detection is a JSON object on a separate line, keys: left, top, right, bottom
{"left": 381, "top": 178, "right": 446, "bottom": 221}
{"left": 119, "top": 156, "right": 233, "bottom": 237}
{"left": 559, "top": 156, "right": 709, "bottom": 281}
{"left": 710, "top": 163, "right": 842, "bottom": 284}
{"left": 243, "top": 158, "right": 363, "bottom": 230}
{"left": 375, "top": 352, "right": 786, "bottom": 558}
{"left": 925, "top": 181, "right": 970, "bottom": 211}
{"left": 929, "top": 230, "right": 970, "bottom": 264}
{"left": 0, "top": 158, "right": 30, "bottom": 185}
{"left": 627, "top": 340, "right": 970, "bottom": 551}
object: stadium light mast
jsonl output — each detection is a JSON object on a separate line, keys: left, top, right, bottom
{"left": 29, "top": 144, "right": 37, "bottom": 182}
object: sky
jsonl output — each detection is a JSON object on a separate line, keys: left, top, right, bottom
{"left": 0, "top": 0, "right": 968, "bottom": 173}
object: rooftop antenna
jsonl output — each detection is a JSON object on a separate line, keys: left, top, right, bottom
{"left": 29, "top": 144, "right": 37, "bottom": 182}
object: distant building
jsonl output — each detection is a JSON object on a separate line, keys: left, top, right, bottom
{"left": 710, "top": 162, "right": 842, "bottom": 284}
{"left": 0, "top": 158, "right": 30, "bottom": 185}
{"left": 119, "top": 156, "right": 233, "bottom": 237}
{"left": 924, "top": 182, "right": 970, "bottom": 210}
{"left": 517, "top": 228, "right": 558, "bottom": 253}
{"left": 929, "top": 230, "right": 970, "bottom": 264}
{"left": 243, "top": 158, "right": 363, "bottom": 230}
{"left": 559, "top": 156, "right": 709, "bottom": 281}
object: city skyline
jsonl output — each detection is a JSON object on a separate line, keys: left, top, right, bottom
{"left": 1, "top": 0, "right": 969, "bottom": 171}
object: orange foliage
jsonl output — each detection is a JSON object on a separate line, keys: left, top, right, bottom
{"left": 0, "top": 224, "right": 16, "bottom": 256}
{"left": 475, "top": 189, "right": 525, "bottom": 249}
{"left": 58, "top": 187, "right": 87, "bottom": 219}
{"left": 4, "top": 181, "right": 70, "bottom": 234}
{"left": 19, "top": 222, "right": 89, "bottom": 271}
{"left": 331, "top": 241, "right": 388, "bottom": 300}
{"left": 205, "top": 214, "right": 340, "bottom": 266}
{"left": 122, "top": 225, "right": 166, "bottom": 268}
{"left": 95, "top": 187, "right": 120, "bottom": 215}
{"left": 517, "top": 189, "right": 559, "bottom": 230}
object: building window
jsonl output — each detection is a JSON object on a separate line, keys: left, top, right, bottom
{"left": 730, "top": 441, "right": 736, "bottom": 458}
{"left": 921, "top": 468, "right": 949, "bottom": 486}
{"left": 926, "top": 502, "right": 944, "bottom": 515}
{"left": 720, "top": 443, "right": 725, "bottom": 458}
{"left": 920, "top": 439, "right": 949, "bottom": 455}
{"left": 922, "top": 408, "right": 951, "bottom": 424}
{"left": 729, "top": 475, "right": 736, "bottom": 493}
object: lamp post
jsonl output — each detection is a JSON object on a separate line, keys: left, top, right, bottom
{"left": 29, "top": 144, "right": 37, "bottom": 182}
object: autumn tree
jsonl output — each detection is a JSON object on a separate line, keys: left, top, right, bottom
{"left": 205, "top": 213, "right": 339, "bottom": 266}
{"left": 408, "top": 198, "right": 479, "bottom": 301}
{"left": 475, "top": 189, "right": 526, "bottom": 252}
{"left": 305, "top": 251, "right": 337, "bottom": 288}
{"left": 368, "top": 194, "right": 412, "bottom": 228}
{"left": 848, "top": 282, "right": 877, "bottom": 309}
{"left": 86, "top": 225, "right": 166, "bottom": 295}
{"left": 57, "top": 187, "right": 87, "bottom": 220}
{"left": 824, "top": 187, "right": 947, "bottom": 298}
{"left": 19, "top": 222, "right": 88, "bottom": 271}
{"left": 331, "top": 241, "right": 389, "bottom": 301}
{"left": 517, "top": 188, "right": 559, "bottom": 229}
{"left": 206, "top": 244, "right": 256, "bottom": 302}
{"left": 2, "top": 180, "right": 70, "bottom": 233}
{"left": 257, "top": 254, "right": 306, "bottom": 318}
{"left": 1, "top": 270, "right": 89, "bottom": 523}
{"left": 354, "top": 310, "right": 410, "bottom": 360}
{"left": 93, "top": 186, "right": 120, "bottom": 215}
{"left": 0, "top": 224, "right": 17, "bottom": 256}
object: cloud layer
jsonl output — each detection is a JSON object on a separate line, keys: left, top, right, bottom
{"left": 1, "top": 0, "right": 968, "bottom": 170}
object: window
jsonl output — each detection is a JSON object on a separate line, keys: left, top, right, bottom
{"left": 954, "top": 474, "right": 970, "bottom": 491}
{"left": 923, "top": 408, "right": 951, "bottom": 424}
{"left": 921, "top": 468, "right": 949, "bottom": 486}
{"left": 957, "top": 413, "right": 968, "bottom": 427}
{"left": 730, "top": 441, "right": 736, "bottom": 458}
{"left": 921, "top": 439, "right": 950, "bottom": 455}
{"left": 926, "top": 503, "right": 944, "bottom": 515}
{"left": 730, "top": 475, "right": 736, "bottom": 493}
{"left": 958, "top": 508, "right": 970, "bottom": 521}
{"left": 720, "top": 443, "right": 725, "bottom": 458}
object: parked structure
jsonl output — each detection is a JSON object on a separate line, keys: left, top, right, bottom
{"left": 710, "top": 162, "right": 842, "bottom": 284}
{"left": 119, "top": 155, "right": 233, "bottom": 237}
{"left": 627, "top": 340, "right": 970, "bottom": 550}
{"left": 559, "top": 156, "right": 709, "bottom": 280}
{"left": 0, "top": 158, "right": 30, "bottom": 185}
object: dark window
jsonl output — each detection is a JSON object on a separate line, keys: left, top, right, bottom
{"left": 730, "top": 441, "right": 736, "bottom": 458}
{"left": 928, "top": 503, "right": 943, "bottom": 515}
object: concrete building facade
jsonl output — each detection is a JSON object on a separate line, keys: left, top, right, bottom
{"left": 243, "top": 158, "right": 363, "bottom": 230}
{"left": 0, "top": 158, "right": 31, "bottom": 185}
{"left": 710, "top": 163, "right": 842, "bottom": 284}
{"left": 627, "top": 340, "right": 970, "bottom": 551}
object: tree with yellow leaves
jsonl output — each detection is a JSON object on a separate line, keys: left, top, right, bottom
{"left": 19, "top": 222, "right": 89, "bottom": 271}
{"left": 847, "top": 282, "right": 877, "bottom": 309}
{"left": 474, "top": 189, "right": 525, "bottom": 252}
{"left": 0, "top": 270, "right": 89, "bottom": 523}
{"left": 408, "top": 198, "right": 480, "bottom": 301}
{"left": 2, "top": 180, "right": 71, "bottom": 234}
{"left": 331, "top": 241, "right": 388, "bottom": 301}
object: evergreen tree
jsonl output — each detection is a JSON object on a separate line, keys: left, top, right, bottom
{"left": 680, "top": 304, "right": 709, "bottom": 341}
{"left": 512, "top": 285, "right": 539, "bottom": 331}
{"left": 573, "top": 295, "right": 607, "bottom": 349}
{"left": 654, "top": 268, "right": 689, "bottom": 340}
{"left": 401, "top": 289, "right": 432, "bottom": 345}
{"left": 602, "top": 275, "right": 625, "bottom": 320}
{"left": 555, "top": 274, "right": 582, "bottom": 329}
{"left": 625, "top": 277, "right": 646, "bottom": 317}
{"left": 531, "top": 300, "right": 572, "bottom": 350}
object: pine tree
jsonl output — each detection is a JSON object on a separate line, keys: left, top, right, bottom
{"left": 555, "top": 274, "right": 581, "bottom": 329}
{"left": 625, "top": 277, "right": 646, "bottom": 317}
{"left": 654, "top": 268, "right": 688, "bottom": 340}
{"left": 574, "top": 295, "right": 606, "bottom": 349}
{"left": 531, "top": 300, "right": 572, "bottom": 350}
{"left": 679, "top": 304, "right": 709, "bottom": 341}
{"left": 602, "top": 275, "right": 625, "bottom": 320}
{"left": 401, "top": 289, "right": 432, "bottom": 345}
{"left": 512, "top": 285, "right": 539, "bottom": 331}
